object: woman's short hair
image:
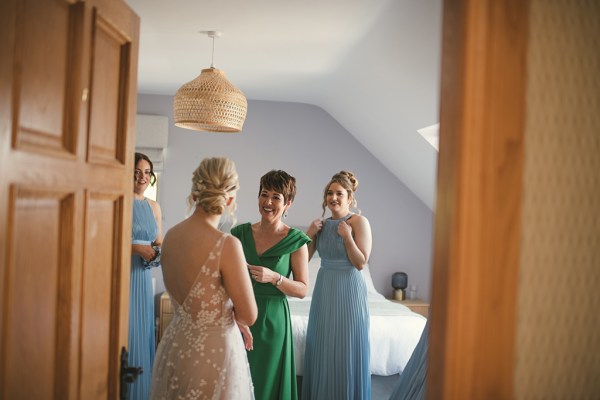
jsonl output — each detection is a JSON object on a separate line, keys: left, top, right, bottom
{"left": 258, "top": 170, "right": 297, "bottom": 204}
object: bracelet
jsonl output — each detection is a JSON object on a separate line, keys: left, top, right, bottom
{"left": 275, "top": 273, "right": 284, "bottom": 286}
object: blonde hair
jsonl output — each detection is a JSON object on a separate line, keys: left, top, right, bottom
{"left": 321, "top": 171, "right": 361, "bottom": 218}
{"left": 188, "top": 157, "right": 239, "bottom": 220}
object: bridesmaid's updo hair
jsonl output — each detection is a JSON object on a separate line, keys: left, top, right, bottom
{"left": 321, "top": 171, "right": 361, "bottom": 218}
{"left": 188, "top": 157, "right": 239, "bottom": 216}
{"left": 258, "top": 170, "right": 297, "bottom": 204}
{"left": 134, "top": 152, "right": 157, "bottom": 186}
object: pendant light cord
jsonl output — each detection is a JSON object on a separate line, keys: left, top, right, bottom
{"left": 205, "top": 30, "right": 220, "bottom": 69}
{"left": 210, "top": 35, "right": 215, "bottom": 68}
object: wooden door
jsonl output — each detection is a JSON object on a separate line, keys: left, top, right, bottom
{"left": 0, "top": 0, "right": 139, "bottom": 398}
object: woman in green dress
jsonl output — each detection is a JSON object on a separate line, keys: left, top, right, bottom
{"left": 231, "top": 170, "right": 311, "bottom": 400}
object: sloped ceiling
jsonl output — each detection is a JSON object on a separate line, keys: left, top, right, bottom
{"left": 126, "top": 0, "right": 442, "bottom": 210}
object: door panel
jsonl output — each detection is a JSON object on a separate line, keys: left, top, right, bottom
{"left": 88, "top": 11, "right": 132, "bottom": 166}
{"left": 14, "top": 0, "right": 82, "bottom": 156}
{"left": 4, "top": 186, "right": 77, "bottom": 399}
{"left": 80, "top": 192, "right": 125, "bottom": 399}
{"left": 0, "top": 0, "right": 139, "bottom": 398}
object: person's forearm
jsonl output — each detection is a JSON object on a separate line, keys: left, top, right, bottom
{"left": 273, "top": 275, "right": 308, "bottom": 298}
{"left": 342, "top": 236, "right": 367, "bottom": 270}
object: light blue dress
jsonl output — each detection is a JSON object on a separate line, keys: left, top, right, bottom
{"left": 128, "top": 198, "right": 159, "bottom": 400}
{"left": 388, "top": 320, "right": 429, "bottom": 400}
{"left": 302, "top": 214, "right": 371, "bottom": 399}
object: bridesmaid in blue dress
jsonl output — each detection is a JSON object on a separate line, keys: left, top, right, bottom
{"left": 388, "top": 320, "right": 429, "bottom": 400}
{"left": 302, "top": 171, "right": 372, "bottom": 400}
{"left": 129, "top": 152, "right": 163, "bottom": 400}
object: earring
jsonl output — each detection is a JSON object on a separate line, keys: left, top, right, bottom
{"left": 283, "top": 210, "right": 288, "bottom": 219}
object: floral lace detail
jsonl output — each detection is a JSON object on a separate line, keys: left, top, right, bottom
{"left": 150, "top": 234, "right": 254, "bottom": 400}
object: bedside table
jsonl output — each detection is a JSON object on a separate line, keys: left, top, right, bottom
{"left": 158, "top": 292, "right": 173, "bottom": 342}
{"left": 391, "top": 299, "right": 430, "bottom": 318}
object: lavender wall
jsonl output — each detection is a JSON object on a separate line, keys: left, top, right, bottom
{"left": 138, "top": 94, "right": 434, "bottom": 301}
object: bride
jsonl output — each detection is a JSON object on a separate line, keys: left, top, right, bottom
{"left": 150, "top": 157, "right": 257, "bottom": 399}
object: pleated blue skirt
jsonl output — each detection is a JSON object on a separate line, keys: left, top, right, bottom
{"left": 128, "top": 256, "right": 155, "bottom": 400}
{"left": 389, "top": 321, "right": 429, "bottom": 400}
{"left": 302, "top": 259, "right": 371, "bottom": 400}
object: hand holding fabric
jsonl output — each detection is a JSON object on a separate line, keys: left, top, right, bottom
{"left": 142, "top": 245, "right": 161, "bottom": 269}
{"left": 248, "top": 264, "right": 276, "bottom": 284}
{"left": 337, "top": 220, "right": 353, "bottom": 240}
{"left": 306, "top": 218, "right": 324, "bottom": 239}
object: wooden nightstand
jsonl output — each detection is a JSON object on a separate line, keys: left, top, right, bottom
{"left": 158, "top": 292, "right": 173, "bottom": 342}
{"left": 391, "top": 299, "right": 430, "bottom": 318}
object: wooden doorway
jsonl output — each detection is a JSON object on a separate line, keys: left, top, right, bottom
{"left": 428, "top": 0, "right": 528, "bottom": 398}
{"left": 0, "top": 0, "right": 139, "bottom": 398}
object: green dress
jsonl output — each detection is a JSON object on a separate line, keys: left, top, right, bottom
{"left": 231, "top": 223, "right": 311, "bottom": 400}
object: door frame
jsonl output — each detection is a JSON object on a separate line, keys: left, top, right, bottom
{"left": 428, "top": 0, "right": 528, "bottom": 398}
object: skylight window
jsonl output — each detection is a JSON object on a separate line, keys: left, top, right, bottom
{"left": 417, "top": 123, "right": 439, "bottom": 151}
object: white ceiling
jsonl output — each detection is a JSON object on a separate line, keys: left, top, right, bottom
{"left": 126, "top": 0, "right": 443, "bottom": 210}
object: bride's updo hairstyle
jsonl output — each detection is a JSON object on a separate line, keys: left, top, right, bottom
{"left": 321, "top": 170, "right": 361, "bottom": 218}
{"left": 188, "top": 157, "right": 239, "bottom": 218}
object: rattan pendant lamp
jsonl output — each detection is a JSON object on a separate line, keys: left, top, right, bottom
{"left": 173, "top": 31, "right": 247, "bottom": 132}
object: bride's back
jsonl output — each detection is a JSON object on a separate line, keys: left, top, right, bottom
{"left": 160, "top": 217, "right": 227, "bottom": 308}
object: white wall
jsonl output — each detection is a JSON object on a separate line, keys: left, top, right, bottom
{"left": 138, "top": 94, "right": 434, "bottom": 301}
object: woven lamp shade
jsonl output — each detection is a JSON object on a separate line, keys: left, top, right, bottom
{"left": 173, "top": 68, "right": 247, "bottom": 132}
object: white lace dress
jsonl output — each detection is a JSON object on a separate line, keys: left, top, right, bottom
{"left": 150, "top": 234, "right": 254, "bottom": 400}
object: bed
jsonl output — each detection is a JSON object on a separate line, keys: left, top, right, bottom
{"left": 157, "top": 254, "right": 427, "bottom": 377}
{"left": 289, "top": 254, "right": 426, "bottom": 376}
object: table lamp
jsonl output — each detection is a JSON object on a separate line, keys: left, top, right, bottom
{"left": 391, "top": 272, "right": 408, "bottom": 301}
